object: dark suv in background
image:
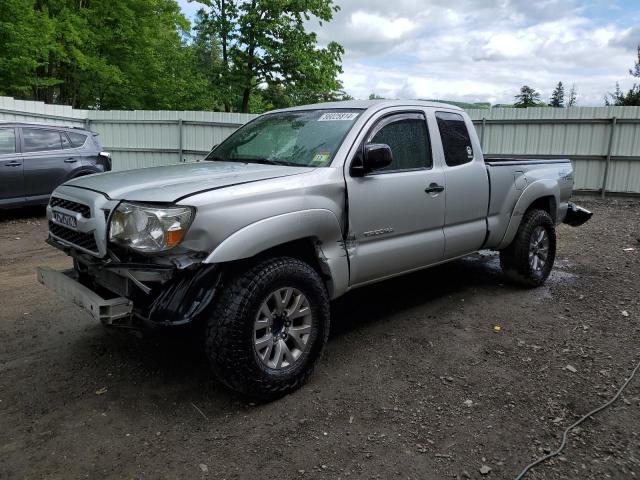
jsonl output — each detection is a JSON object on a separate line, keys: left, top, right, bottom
{"left": 0, "top": 123, "right": 111, "bottom": 209}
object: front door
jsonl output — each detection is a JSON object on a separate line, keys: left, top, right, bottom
{"left": 345, "top": 111, "right": 446, "bottom": 286}
{"left": 0, "top": 127, "right": 24, "bottom": 206}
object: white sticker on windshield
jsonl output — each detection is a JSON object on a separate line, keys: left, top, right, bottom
{"left": 318, "top": 112, "right": 359, "bottom": 121}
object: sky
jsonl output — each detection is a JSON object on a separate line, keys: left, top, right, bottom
{"left": 177, "top": 0, "right": 640, "bottom": 106}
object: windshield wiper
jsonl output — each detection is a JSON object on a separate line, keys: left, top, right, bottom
{"left": 231, "top": 157, "right": 302, "bottom": 167}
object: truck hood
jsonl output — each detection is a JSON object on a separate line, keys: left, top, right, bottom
{"left": 64, "top": 161, "right": 312, "bottom": 203}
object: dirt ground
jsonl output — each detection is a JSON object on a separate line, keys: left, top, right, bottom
{"left": 0, "top": 198, "right": 639, "bottom": 480}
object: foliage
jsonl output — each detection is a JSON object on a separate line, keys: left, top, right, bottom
{"left": 193, "top": 0, "right": 347, "bottom": 113}
{"left": 549, "top": 81, "right": 564, "bottom": 107}
{"left": 0, "top": 0, "right": 347, "bottom": 112}
{"left": 606, "top": 46, "right": 640, "bottom": 106}
{"left": 567, "top": 84, "right": 577, "bottom": 107}
{"left": 0, "top": 0, "right": 215, "bottom": 109}
{"left": 514, "top": 85, "right": 543, "bottom": 108}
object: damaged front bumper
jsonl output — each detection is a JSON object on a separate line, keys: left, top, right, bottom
{"left": 37, "top": 267, "right": 134, "bottom": 326}
{"left": 37, "top": 259, "right": 221, "bottom": 329}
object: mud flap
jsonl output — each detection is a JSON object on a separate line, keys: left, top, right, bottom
{"left": 563, "top": 202, "right": 593, "bottom": 227}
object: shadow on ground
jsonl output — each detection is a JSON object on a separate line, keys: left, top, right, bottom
{"left": 0, "top": 205, "right": 46, "bottom": 221}
{"left": 80, "top": 252, "right": 511, "bottom": 395}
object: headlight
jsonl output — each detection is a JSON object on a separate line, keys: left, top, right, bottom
{"left": 109, "top": 202, "right": 194, "bottom": 253}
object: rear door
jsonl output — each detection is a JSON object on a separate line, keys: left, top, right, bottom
{"left": 345, "top": 110, "right": 446, "bottom": 286}
{"left": 0, "top": 127, "right": 24, "bottom": 206}
{"left": 433, "top": 111, "right": 490, "bottom": 258}
{"left": 21, "top": 128, "right": 77, "bottom": 203}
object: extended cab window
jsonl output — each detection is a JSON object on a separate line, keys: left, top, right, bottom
{"left": 368, "top": 114, "right": 431, "bottom": 171}
{"left": 207, "top": 109, "right": 363, "bottom": 167}
{"left": 23, "top": 129, "right": 64, "bottom": 153}
{"left": 435, "top": 112, "right": 474, "bottom": 167}
{"left": 0, "top": 128, "right": 16, "bottom": 154}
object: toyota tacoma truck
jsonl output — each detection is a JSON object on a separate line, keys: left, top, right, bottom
{"left": 37, "top": 100, "right": 591, "bottom": 399}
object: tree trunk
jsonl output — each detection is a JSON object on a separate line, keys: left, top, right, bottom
{"left": 221, "top": 0, "right": 230, "bottom": 112}
{"left": 240, "top": 1, "right": 257, "bottom": 113}
{"left": 241, "top": 87, "right": 251, "bottom": 113}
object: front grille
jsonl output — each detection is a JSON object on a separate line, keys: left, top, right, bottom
{"left": 50, "top": 197, "right": 91, "bottom": 218}
{"left": 49, "top": 221, "right": 98, "bottom": 252}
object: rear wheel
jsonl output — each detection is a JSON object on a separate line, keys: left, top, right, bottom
{"left": 205, "top": 257, "right": 330, "bottom": 400}
{"left": 500, "top": 208, "right": 556, "bottom": 287}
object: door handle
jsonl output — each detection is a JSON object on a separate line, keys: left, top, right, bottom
{"left": 425, "top": 183, "right": 445, "bottom": 194}
{"left": 4, "top": 161, "right": 21, "bottom": 167}
{"left": 64, "top": 158, "right": 78, "bottom": 163}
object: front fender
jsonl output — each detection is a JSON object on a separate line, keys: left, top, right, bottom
{"left": 204, "top": 209, "right": 349, "bottom": 299}
{"left": 497, "top": 179, "right": 560, "bottom": 249}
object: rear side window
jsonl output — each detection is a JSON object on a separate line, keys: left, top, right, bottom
{"left": 61, "top": 133, "right": 72, "bottom": 149}
{"left": 0, "top": 128, "right": 16, "bottom": 154}
{"left": 435, "top": 112, "right": 474, "bottom": 167}
{"left": 67, "top": 132, "right": 88, "bottom": 148}
{"left": 23, "top": 129, "right": 63, "bottom": 152}
{"left": 369, "top": 114, "right": 431, "bottom": 171}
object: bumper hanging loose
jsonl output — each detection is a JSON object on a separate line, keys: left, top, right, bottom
{"left": 37, "top": 267, "right": 133, "bottom": 326}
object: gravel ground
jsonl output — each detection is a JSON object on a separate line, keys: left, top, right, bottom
{"left": 0, "top": 198, "right": 639, "bottom": 480}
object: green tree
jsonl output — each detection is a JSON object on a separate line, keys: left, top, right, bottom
{"left": 194, "top": 0, "right": 345, "bottom": 113}
{"left": 630, "top": 45, "right": 640, "bottom": 78}
{"left": 567, "top": 84, "right": 577, "bottom": 107}
{"left": 0, "top": 0, "right": 56, "bottom": 99}
{"left": 0, "top": 0, "right": 212, "bottom": 110}
{"left": 514, "top": 85, "right": 542, "bottom": 108}
{"left": 606, "top": 45, "right": 640, "bottom": 106}
{"left": 549, "top": 81, "right": 564, "bottom": 107}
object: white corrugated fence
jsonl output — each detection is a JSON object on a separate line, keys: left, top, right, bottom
{"left": 1, "top": 96, "right": 639, "bottom": 195}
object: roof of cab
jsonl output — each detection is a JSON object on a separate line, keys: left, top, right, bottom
{"left": 271, "top": 99, "right": 463, "bottom": 114}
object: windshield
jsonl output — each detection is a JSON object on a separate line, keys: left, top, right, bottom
{"left": 205, "top": 109, "right": 363, "bottom": 167}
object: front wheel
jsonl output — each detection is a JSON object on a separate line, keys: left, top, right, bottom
{"left": 500, "top": 208, "right": 556, "bottom": 287}
{"left": 205, "top": 257, "right": 330, "bottom": 400}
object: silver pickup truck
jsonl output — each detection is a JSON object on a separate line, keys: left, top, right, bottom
{"left": 38, "top": 100, "right": 591, "bottom": 399}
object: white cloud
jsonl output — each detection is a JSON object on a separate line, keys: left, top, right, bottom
{"left": 306, "top": 0, "right": 640, "bottom": 105}
{"left": 178, "top": 0, "right": 639, "bottom": 106}
{"left": 348, "top": 12, "right": 417, "bottom": 41}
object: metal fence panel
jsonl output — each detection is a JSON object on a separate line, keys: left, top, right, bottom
{"left": 468, "top": 105, "right": 640, "bottom": 194}
{"left": 1, "top": 96, "right": 639, "bottom": 194}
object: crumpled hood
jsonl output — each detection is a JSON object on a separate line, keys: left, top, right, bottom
{"left": 64, "top": 161, "right": 312, "bottom": 202}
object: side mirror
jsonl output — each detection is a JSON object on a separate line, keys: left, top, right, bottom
{"left": 351, "top": 143, "right": 393, "bottom": 176}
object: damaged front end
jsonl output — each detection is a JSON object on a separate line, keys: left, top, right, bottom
{"left": 38, "top": 238, "right": 221, "bottom": 329}
{"left": 40, "top": 189, "right": 222, "bottom": 330}
{"left": 563, "top": 202, "right": 593, "bottom": 227}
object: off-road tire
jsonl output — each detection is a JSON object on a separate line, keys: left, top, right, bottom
{"left": 205, "top": 257, "right": 330, "bottom": 400}
{"left": 500, "top": 208, "right": 556, "bottom": 287}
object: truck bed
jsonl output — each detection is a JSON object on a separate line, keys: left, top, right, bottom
{"left": 482, "top": 157, "right": 573, "bottom": 249}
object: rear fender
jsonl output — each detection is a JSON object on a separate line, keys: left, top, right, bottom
{"left": 204, "top": 209, "right": 349, "bottom": 299}
{"left": 497, "top": 180, "right": 560, "bottom": 249}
